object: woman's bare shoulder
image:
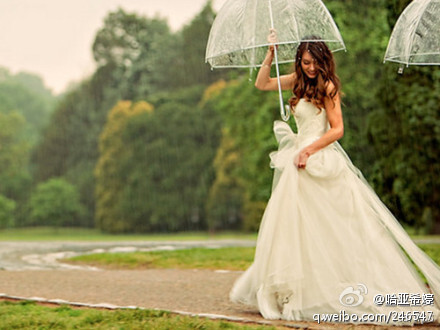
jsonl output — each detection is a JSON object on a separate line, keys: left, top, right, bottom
{"left": 278, "top": 72, "right": 296, "bottom": 90}
{"left": 324, "top": 80, "right": 342, "bottom": 102}
{"left": 285, "top": 72, "right": 296, "bottom": 89}
{"left": 325, "top": 80, "right": 335, "bottom": 94}
{"left": 290, "top": 72, "right": 297, "bottom": 81}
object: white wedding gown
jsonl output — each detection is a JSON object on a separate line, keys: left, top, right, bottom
{"left": 230, "top": 99, "right": 440, "bottom": 325}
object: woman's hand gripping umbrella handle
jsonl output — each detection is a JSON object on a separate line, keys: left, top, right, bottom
{"left": 268, "top": 28, "right": 290, "bottom": 121}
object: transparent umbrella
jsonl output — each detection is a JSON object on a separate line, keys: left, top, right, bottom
{"left": 205, "top": 0, "right": 345, "bottom": 121}
{"left": 384, "top": 0, "right": 440, "bottom": 72}
{"left": 206, "top": 0, "right": 346, "bottom": 67}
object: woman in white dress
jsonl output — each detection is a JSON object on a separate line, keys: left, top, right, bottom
{"left": 229, "top": 32, "right": 440, "bottom": 326}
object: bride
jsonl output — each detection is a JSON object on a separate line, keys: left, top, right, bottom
{"left": 229, "top": 31, "right": 440, "bottom": 326}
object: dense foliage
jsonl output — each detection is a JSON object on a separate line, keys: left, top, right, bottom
{"left": 369, "top": 67, "right": 440, "bottom": 233}
{"left": 1, "top": 0, "right": 438, "bottom": 233}
{"left": 29, "top": 178, "right": 84, "bottom": 228}
{"left": 0, "top": 195, "right": 16, "bottom": 229}
{"left": 363, "top": 0, "right": 440, "bottom": 233}
{"left": 0, "top": 68, "right": 54, "bottom": 144}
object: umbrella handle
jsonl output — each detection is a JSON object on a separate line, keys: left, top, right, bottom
{"left": 273, "top": 43, "right": 290, "bottom": 121}
{"left": 268, "top": 0, "right": 289, "bottom": 122}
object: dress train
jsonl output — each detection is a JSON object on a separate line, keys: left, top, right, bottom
{"left": 230, "top": 99, "right": 440, "bottom": 325}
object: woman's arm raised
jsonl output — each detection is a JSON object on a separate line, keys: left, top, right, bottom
{"left": 255, "top": 29, "right": 294, "bottom": 91}
{"left": 254, "top": 48, "right": 294, "bottom": 91}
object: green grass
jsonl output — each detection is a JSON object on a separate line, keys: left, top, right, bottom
{"left": 418, "top": 244, "right": 440, "bottom": 263}
{"left": 66, "top": 247, "right": 256, "bottom": 271}
{"left": 0, "top": 227, "right": 257, "bottom": 241}
{"left": 2, "top": 226, "right": 439, "bottom": 243}
{"left": 0, "top": 300, "right": 278, "bottom": 330}
{"left": 66, "top": 243, "right": 440, "bottom": 272}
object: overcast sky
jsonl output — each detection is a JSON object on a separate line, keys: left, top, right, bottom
{"left": 0, "top": 0, "right": 227, "bottom": 94}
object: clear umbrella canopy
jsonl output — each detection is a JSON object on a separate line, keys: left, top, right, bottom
{"left": 206, "top": 0, "right": 346, "bottom": 69}
{"left": 205, "top": 0, "right": 345, "bottom": 121}
{"left": 384, "top": 0, "right": 440, "bottom": 66}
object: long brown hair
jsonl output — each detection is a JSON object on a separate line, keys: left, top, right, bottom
{"left": 288, "top": 37, "right": 341, "bottom": 111}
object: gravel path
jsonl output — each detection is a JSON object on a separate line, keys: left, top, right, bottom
{"left": 1, "top": 269, "right": 439, "bottom": 329}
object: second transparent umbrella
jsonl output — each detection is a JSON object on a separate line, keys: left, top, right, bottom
{"left": 205, "top": 0, "right": 345, "bottom": 121}
{"left": 384, "top": 0, "right": 440, "bottom": 70}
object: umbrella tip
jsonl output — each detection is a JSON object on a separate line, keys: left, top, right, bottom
{"left": 398, "top": 64, "right": 404, "bottom": 74}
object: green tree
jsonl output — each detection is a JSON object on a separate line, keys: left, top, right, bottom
{"left": 0, "top": 67, "right": 55, "bottom": 144}
{"left": 367, "top": 0, "right": 440, "bottom": 232}
{"left": 369, "top": 66, "right": 440, "bottom": 232}
{"left": 95, "top": 100, "right": 155, "bottom": 233}
{"left": 326, "top": 0, "right": 390, "bottom": 174}
{"left": 201, "top": 81, "right": 245, "bottom": 231}
{"left": 32, "top": 63, "right": 121, "bottom": 226}
{"left": 120, "top": 97, "right": 220, "bottom": 232}
{"left": 0, "top": 69, "right": 55, "bottom": 226}
{"left": 180, "top": 1, "right": 226, "bottom": 86}
{"left": 206, "top": 127, "right": 245, "bottom": 231}
{"left": 33, "top": 5, "right": 233, "bottom": 231}
{"left": 10, "top": 71, "right": 55, "bottom": 106}
{"left": 92, "top": 8, "right": 173, "bottom": 100}
{"left": 0, "top": 111, "right": 30, "bottom": 202}
{"left": 29, "top": 178, "right": 84, "bottom": 228}
{"left": 201, "top": 77, "right": 282, "bottom": 230}
{"left": 33, "top": 10, "right": 177, "bottom": 228}
{"left": 96, "top": 85, "right": 221, "bottom": 233}
{"left": 0, "top": 195, "right": 16, "bottom": 229}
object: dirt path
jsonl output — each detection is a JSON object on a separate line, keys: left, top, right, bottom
{"left": 0, "top": 269, "right": 439, "bottom": 329}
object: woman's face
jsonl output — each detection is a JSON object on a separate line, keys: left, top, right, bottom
{"left": 300, "top": 50, "right": 318, "bottom": 79}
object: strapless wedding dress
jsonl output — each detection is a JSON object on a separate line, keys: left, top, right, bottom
{"left": 230, "top": 99, "right": 440, "bottom": 325}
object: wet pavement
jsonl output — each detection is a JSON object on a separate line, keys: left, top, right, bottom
{"left": 0, "top": 240, "right": 256, "bottom": 271}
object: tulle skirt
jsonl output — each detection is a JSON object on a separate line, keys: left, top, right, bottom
{"left": 230, "top": 121, "right": 440, "bottom": 325}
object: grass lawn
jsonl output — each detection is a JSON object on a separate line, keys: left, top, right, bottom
{"left": 0, "top": 227, "right": 257, "bottom": 241}
{"left": 65, "top": 244, "right": 440, "bottom": 272}
{"left": 0, "top": 300, "right": 279, "bottom": 330}
{"left": 64, "top": 247, "right": 255, "bottom": 270}
{"left": 66, "top": 247, "right": 256, "bottom": 271}
{"left": 418, "top": 244, "right": 440, "bottom": 264}
{"left": 1, "top": 226, "right": 438, "bottom": 243}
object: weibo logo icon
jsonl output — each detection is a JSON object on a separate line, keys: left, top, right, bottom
{"left": 339, "top": 283, "right": 368, "bottom": 307}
